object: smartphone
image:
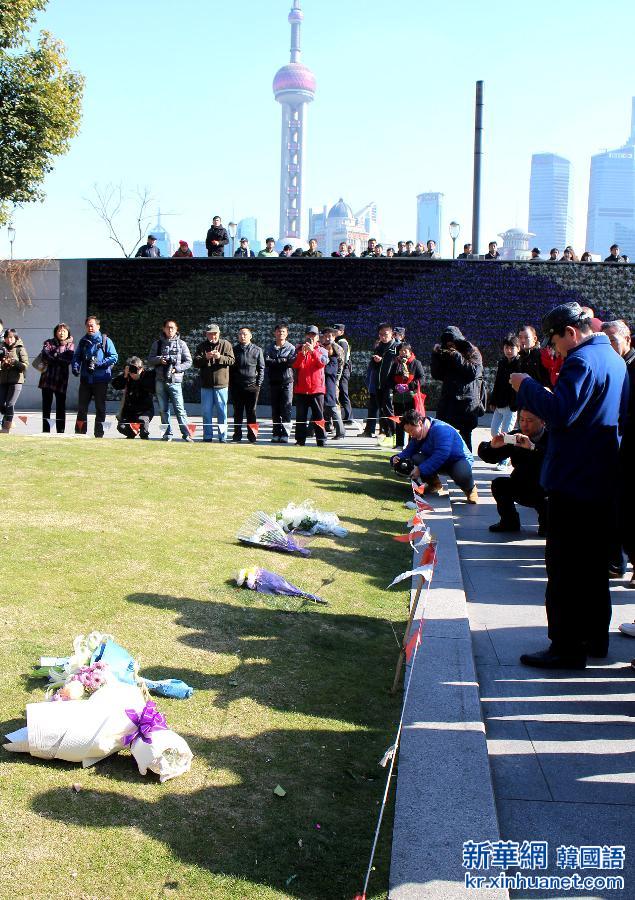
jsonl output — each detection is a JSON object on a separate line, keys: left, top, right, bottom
{"left": 503, "top": 433, "right": 517, "bottom": 445}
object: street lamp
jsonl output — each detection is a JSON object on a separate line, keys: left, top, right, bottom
{"left": 7, "top": 225, "right": 16, "bottom": 260}
{"left": 228, "top": 221, "right": 237, "bottom": 257}
{"left": 449, "top": 221, "right": 460, "bottom": 259}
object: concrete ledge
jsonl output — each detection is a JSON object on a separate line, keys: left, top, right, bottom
{"left": 389, "top": 489, "right": 508, "bottom": 900}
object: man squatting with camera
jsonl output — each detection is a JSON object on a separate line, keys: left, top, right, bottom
{"left": 390, "top": 408, "right": 478, "bottom": 503}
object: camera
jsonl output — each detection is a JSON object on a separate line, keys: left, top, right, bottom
{"left": 0, "top": 346, "right": 6, "bottom": 361}
{"left": 87, "top": 356, "right": 97, "bottom": 372}
{"left": 392, "top": 457, "right": 415, "bottom": 477}
{"left": 128, "top": 364, "right": 139, "bottom": 374}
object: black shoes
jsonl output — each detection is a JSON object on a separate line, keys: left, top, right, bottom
{"left": 520, "top": 647, "right": 587, "bottom": 670}
{"left": 489, "top": 520, "right": 521, "bottom": 533}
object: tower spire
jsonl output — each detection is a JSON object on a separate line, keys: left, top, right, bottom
{"left": 290, "top": 0, "right": 302, "bottom": 63}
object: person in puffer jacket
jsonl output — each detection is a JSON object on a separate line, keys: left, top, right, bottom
{"left": 292, "top": 326, "right": 328, "bottom": 446}
{"left": 430, "top": 325, "right": 483, "bottom": 450}
{"left": 0, "top": 328, "right": 29, "bottom": 433}
{"left": 71, "top": 315, "right": 118, "bottom": 438}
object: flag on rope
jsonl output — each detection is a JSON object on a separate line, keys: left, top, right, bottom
{"left": 411, "top": 481, "right": 426, "bottom": 495}
{"left": 415, "top": 496, "right": 433, "bottom": 511}
{"left": 405, "top": 619, "right": 424, "bottom": 663}
{"left": 387, "top": 563, "right": 434, "bottom": 589}
{"left": 17, "top": 415, "right": 28, "bottom": 425}
{"left": 379, "top": 744, "right": 396, "bottom": 768}
{"left": 420, "top": 543, "right": 437, "bottom": 566}
{"left": 313, "top": 419, "right": 326, "bottom": 429}
{"left": 75, "top": 420, "right": 85, "bottom": 431}
{"left": 388, "top": 415, "right": 401, "bottom": 423}
{"left": 248, "top": 423, "right": 260, "bottom": 436}
{"left": 129, "top": 422, "right": 140, "bottom": 434}
{"left": 187, "top": 423, "right": 197, "bottom": 436}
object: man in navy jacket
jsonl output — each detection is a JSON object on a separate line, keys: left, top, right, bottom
{"left": 510, "top": 302, "right": 629, "bottom": 669}
{"left": 391, "top": 410, "right": 478, "bottom": 502}
{"left": 72, "top": 315, "right": 118, "bottom": 437}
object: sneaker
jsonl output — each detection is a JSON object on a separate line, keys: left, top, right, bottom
{"left": 377, "top": 435, "right": 394, "bottom": 448}
{"left": 465, "top": 486, "right": 479, "bottom": 504}
{"left": 280, "top": 436, "right": 289, "bottom": 444}
{"left": 608, "top": 566, "right": 626, "bottom": 579}
{"left": 182, "top": 435, "right": 194, "bottom": 443}
{"left": 619, "top": 622, "right": 635, "bottom": 637}
{"left": 628, "top": 575, "right": 635, "bottom": 589}
{"left": 271, "top": 436, "right": 280, "bottom": 443}
{"left": 489, "top": 520, "right": 521, "bottom": 533}
{"left": 161, "top": 431, "right": 173, "bottom": 442}
{"left": 344, "top": 419, "right": 355, "bottom": 426}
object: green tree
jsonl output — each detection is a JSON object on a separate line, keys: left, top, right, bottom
{"left": 0, "top": 0, "right": 84, "bottom": 225}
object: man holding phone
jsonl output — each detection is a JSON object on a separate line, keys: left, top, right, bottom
{"left": 478, "top": 409, "right": 548, "bottom": 534}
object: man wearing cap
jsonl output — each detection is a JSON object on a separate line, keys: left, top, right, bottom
{"left": 332, "top": 324, "right": 353, "bottom": 424}
{"left": 193, "top": 324, "right": 235, "bottom": 442}
{"left": 510, "top": 302, "right": 629, "bottom": 669}
{"left": 234, "top": 238, "right": 255, "bottom": 258}
{"left": 258, "top": 238, "right": 279, "bottom": 258}
{"left": 172, "top": 241, "right": 193, "bottom": 258}
{"left": 265, "top": 323, "right": 296, "bottom": 443}
{"left": 292, "top": 327, "right": 328, "bottom": 446}
{"left": 135, "top": 235, "right": 161, "bottom": 258}
{"left": 205, "top": 216, "right": 229, "bottom": 258}
{"left": 529, "top": 247, "right": 541, "bottom": 261}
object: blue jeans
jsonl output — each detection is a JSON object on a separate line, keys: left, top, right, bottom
{"left": 201, "top": 387, "right": 228, "bottom": 441}
{"left": 491, "top": 406, "right": 517, "bottom": 437}
{"left": 155, "top": 380, "right": 189, "bottom": 437}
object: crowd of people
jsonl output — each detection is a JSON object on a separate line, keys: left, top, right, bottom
{"left": 133, "top": 218, "right": 632, "bottom": 263}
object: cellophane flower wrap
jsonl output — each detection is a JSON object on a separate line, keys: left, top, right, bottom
{"left": 274, "top": 500, "right": 348, "bottom": 537}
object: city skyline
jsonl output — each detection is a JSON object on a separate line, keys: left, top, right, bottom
{"left": 5, "top": 0, "right": 635, "bottom": 260}
{"left": 528, "top": 154, "right": 574, "bottom": 255}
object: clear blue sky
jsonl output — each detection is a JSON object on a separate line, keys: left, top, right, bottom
{"left": 8, "top": 0, "right": 635, "bottom": 259}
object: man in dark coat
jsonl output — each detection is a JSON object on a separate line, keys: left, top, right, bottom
{"left": 321, "top": 328, "right": 345, "bottom": 439}
{"left": 363, "top": 323, "right": 398, "bottom": 439}
{"left": 135, "top": 235, "right": 161, "bottom": 258}
{"left": 265, "top": 323, "right": 296, "bottom": 443}
{"left": 332, "top": 324, "right": 353, "bottom": 424}
{"left": 112, "top": 357, "right": 155, "bottom": 439}
{"left": 205, "top": 216, "right": 229, "bottom": 257}
{"left": 511, "top": 302, "right": 628, "bottom": 669}
{"left": 430, "top": 326, "right": 484, "bottom": 450}
{"left": 478, "top": 409, "right": 548, "bottom": 533}
{"left": 230, "top": 327, "right": 264, "bottom": 442}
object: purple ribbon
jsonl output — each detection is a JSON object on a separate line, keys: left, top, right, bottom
{"left": 123, "top": 701, "right": 168, "bottom": 746}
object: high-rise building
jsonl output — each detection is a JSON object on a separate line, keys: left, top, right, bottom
{"left": 192, "top": 241, "right": 207, "bottom": 258}
{"left": 150, "top": 211, "right": 172, "bottom": 258}
{"left": 237, "top": 217, "right": 261, "bottom": 255}
{"left": 416, "top": 193, "right": 443, "bottom": 248}
{"left": 273, "top": 1, "right": 316, "bottom": 245}
{"left": 528, "top": 154, "right": 574, "bottom": 253}
{"left": 586, "top": 99, "right": 635, "bottom": 259}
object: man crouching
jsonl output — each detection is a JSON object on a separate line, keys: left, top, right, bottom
{"left": 112, "top": 356, "right": 155, "bottom": 439}
{"left": 390, "top": 409, "right": 478, "bottom": 503}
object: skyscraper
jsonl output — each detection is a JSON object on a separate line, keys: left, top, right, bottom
{"left": 416, "top": 193, "right": 443, "bottom": 248}
{"left": 528, "top": 154, "right": 574, "bottom": 253}
{"left": 586, "top": 99, "right": 635, "bottom": 259}
{"left": 273, "top": 1, "right": 316, "bottom": 245}
{"left": 149, "top": 211, "right": 172, "bottom": 258}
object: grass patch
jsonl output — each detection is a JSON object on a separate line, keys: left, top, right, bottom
{"left": 0, "top": 437, "right": 412, "bottom": 899}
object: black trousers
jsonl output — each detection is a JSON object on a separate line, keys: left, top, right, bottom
{"left": 610, "top": 442, "right": 634, "bottom": 571}
{"left": 365, "top": 392, "right": 379, "bottom": 435}
{"left": 338, "top": 368, "right": 352, "bottom": 421}
{"left": 491, "top": 476, "right": 547, "bottom": 528}
{"left": 394, "top": 396, "right": 414, "bottom": 447}
{"left": 116, "top": 406, "right": 152, "bottom": 439}
{"left": 295, "top": 394, "right": 325, "bottom": 445}
{"left": 270, "top": 382, "right": 293, "bottom": 437}
{"left": 232, "top": 387, "right": 259, "bottom": 440}
{"left": 377, "top": 386, "right": 395, "bottom": 436}
{"left": 437, "top": 413, "right": 477, "bottom": 451}
{"left": 544, "top": 493, "right": 613, "bottom": 656}
{"left": 76, "top": 381, "right": 107, "bottom": 436}
{"left": 41, "top": 388, "right": 67, "bottom": 433}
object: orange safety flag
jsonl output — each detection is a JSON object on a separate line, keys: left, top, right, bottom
{"left": 187, "top": 423, "right": 197, "bottom": 436}
{"left": 421, "top": 543, "right": 437, "bottom": 566}
{"left": 248, "top": 423, "right": 260, "bottom": 435}
{"left": 411, "top": 481, "right": 426, "bottom": 495}
{"left": 388, "top": 415, "right": 401, "bottom": 423}
{"left": 17, "top": 415, "right": 28, "bottom": 425}
{"left": 393, "top": 533, "right": 416, "bottom": 543}
{"left": 405, "top": 620, "right": 423, "bottom": 662}
{"left": 415, "top": 497, "right": 433, "bottom": 511}
{"left": 75, "top": 420, "right": 85, "bottom": 431}
{"left": 313, "top": 419, "right": 326, "bottom": 429}
{"left": 129, "top": 422, "right": 140, "bottom": 433}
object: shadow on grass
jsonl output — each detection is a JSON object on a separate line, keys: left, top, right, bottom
{"left": 29, "top": 594, "right": 403, "bottom": 898}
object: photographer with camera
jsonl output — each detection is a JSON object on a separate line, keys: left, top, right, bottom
{"left": 430, "top": 326, "right": 484, "bottom": 451}
{"left": 111, "top": 357, "right": 155, "bottom": 439}
{"left": 390, "top": 409, "right": 478, "bottom": 502}
{"left": 0, "top": 329, "right": 29, "bottom": 434}
{"left": 148, "top": 319, "right": 193, "bottom": 442}
{"left": 478, "top": 409, "right": 548, "bottom": 534}
{"left": 71, "top": 316, "right": 118, "bottom": 437}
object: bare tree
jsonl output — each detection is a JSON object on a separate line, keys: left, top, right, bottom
{"left": 85, "top": 183, "right": 156, "bottom": 257}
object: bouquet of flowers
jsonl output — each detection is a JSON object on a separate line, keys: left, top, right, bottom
{"left": 274, "top": 500, "right": 348, "bottom": 538}
{"left": 236, "top": 511, "right": 310, "bottom": 556}
{"left": 236, "top": 566, "right": 328, "bottom": 605}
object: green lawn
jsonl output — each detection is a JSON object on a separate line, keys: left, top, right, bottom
{"left": 0, "top": 437, "right": 412, "bottom": 900}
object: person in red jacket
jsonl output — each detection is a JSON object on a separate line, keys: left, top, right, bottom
{"left": 292, "top": 326, "right": 328, "bottom": 446}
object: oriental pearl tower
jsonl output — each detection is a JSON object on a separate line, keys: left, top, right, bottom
{"left": 273, "top": 0, "right": 316, "bottom": 244}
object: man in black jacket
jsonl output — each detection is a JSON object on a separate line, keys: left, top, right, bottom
{"left": 430, "top": 326, "right": 484, "bottom": 450}
{"left": 478, "top": 409, "right": 548, "bottom": 533}
{"left": 363, "top": 323, "right": 398, "bottom": 439}
{"left": 332, "top": 324, "right": 352, "bottom": 424}
{"left": 230, "top": 327, "right": 264, "bottom": 442}
{"left": 135, "top": 235, "right": 161, "bottom": 258}
{"left": 205, "top": 216, "right": 229, "bottom": 257}
{"left": 265, "top": 323, "right": 296, "bottom": 443}
{"left": 112, "top": 357, "right": 155, "bottom": 439}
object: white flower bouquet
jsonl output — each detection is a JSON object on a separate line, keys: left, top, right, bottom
{"left": 274, "top": 500, "right": 348, "bottom": 538}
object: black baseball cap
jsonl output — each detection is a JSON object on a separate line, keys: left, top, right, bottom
{"left": 532, "top": 247, "right": 541, "bottom": 254}
{"left": 305, "top": 325, "right": 319, "bottom": 336}
{"left": 541, "top": 302, "right": 591, "bottom": 347}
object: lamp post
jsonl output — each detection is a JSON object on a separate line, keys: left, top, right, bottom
{"left": 228, "top": 221, "right": 237, "bottom": 257}
{"left": 449, "top": 221, "right": 460, "bottom": 259}
{"left": 7, "top": 225, "right": 16, "bottom": 261}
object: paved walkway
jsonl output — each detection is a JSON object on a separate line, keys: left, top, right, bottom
{"left": 451, "top": 428, "right": 635, "bottom": 898}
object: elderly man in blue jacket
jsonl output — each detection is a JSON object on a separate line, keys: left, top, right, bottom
{"left": 72, "top": 315, "right": 118, "bottom": 437}
{"left": 390, "top": 409, "right": 478, "bottom": 503}
{"left": 510, "top": 302, "right": 629, "bottom": 670}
